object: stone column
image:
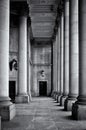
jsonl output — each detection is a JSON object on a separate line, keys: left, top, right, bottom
{"left": 65, "top": 0, "right": 79, "bottom": 111}
{"left": 72, "top": 0, "right": 86, "bottom": 120}
{"left": 61, "top": 0, "right": 69, "bottom": 107}
{"left": 52, "top": 39, "right": 56, "bottom": 99}
{"left": 53, "top": 39, "right": 55, "bottom": 92}
{"left": 0, "top": 0, "right": 16, "bottom": 120}
{"left": 53, "top": 34, "right": 58, "bottom": 100}
{"left": 27, "top": 18, "right": 32, "bottom": 101}
{"left": 15, "top": 15, "right": 29, "bottom": 103}
{"left": 56, "top": 32, "right": 59, "bottom": 100}
{"left": 57, "top": 25, "right": 61, "bottom": 103}
{"left": 60, "top": 12, "right": 64, "bottom": 106}
{"left": 51, "top": 41, "right": 54, "bottom": 97}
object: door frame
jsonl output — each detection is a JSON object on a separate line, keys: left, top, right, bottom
{"left": 38, "top": 80, "right": 48, "bottom": 96}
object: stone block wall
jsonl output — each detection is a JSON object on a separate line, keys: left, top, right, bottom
{"left": 31, "top": 43, "right": 51, "bottom": 96}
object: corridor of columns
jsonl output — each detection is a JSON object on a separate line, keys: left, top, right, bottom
{"left": 1, "top": 0, "right": 86, "bottom": 129}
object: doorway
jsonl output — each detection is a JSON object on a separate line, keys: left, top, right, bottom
{"left": 9, "top": 81, "right": 16, "bottom": 103}
{"left": 39, "top": 81, "right": 47, "bottom": 96}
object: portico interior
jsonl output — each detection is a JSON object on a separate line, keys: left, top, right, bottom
{"left": 0, "top": 0, "right": 86, "bottom": 127}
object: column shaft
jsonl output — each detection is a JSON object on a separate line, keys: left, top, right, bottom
{"left": 64, "top": 0, "right": 69, "bottom": 96}
{"left": 60, "top": 13, "right": 64, "bottom": 96}
{"left": 16, "top": 16, "right": 29, "bottom": 103}
{"left": 72, "top": 0, "right": 86, "bottom": 120}
{"left": 57, "top": 25, "right": 61, "bottom": 103}
{"left": 19, "top": 16, "right": 27, "bottom": 94}
{"left": 27, "top": 21, "right": 32, "bottom": 101}
{"left": 65, "top": 0, "right": 79, "bottom": 111}
{"left": 53, "top": 34, "right": 58, "bottom": 100}
{"left": 0, "top": 0, "right": 16, "bottom": 120}
{"left": 53, "top": 38, "right": 58, "bottom": 91}
{"left": 0, "top": 0, "right": 9, "bottom": 97}
{"left": 61, "top": 0, "right": 69, "bottom": 106}
{"left": 79, "top": 0, "right": 86, "bottom": 101}
{"left": 60, "top": 12, "right": 64, "bottom": 105}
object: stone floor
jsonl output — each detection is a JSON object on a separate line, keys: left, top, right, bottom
{"left": 2, "top": 97, "right": 86, "bottom": 130}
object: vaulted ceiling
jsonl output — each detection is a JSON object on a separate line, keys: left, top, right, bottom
{"left": 11, "top": 0, "right": 60, "bottom": 41}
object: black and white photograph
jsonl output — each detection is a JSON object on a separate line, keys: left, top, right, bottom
{"left": 0, "top": 0, "right": 86, "bottom": 130}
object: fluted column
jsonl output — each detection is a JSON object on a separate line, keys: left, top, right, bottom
{"left": 62, "top": 0, "right": 69, "bottom": 107}
{"left": 65, "top": 0, "right": 79, "bottom": 111}
{"left": 15, "top": 15, "right": 29, "bottom": 103}
{"left": 72, "top": 0, "right": 86, "bottom": 120}
{"left": 0, "top": 0, "right": 16, "bottom": 120}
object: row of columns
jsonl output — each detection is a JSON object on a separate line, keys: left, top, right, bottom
{"left": 0, "top": 0, "right": 31, "bottom": 120}
{"left": 53, "top": 0, "right": 86, "bottom": 120}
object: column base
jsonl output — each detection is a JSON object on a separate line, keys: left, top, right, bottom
{"left": 60, "top": 96, "right": 67, "bottom": 106}
{"left": 55, "top": 93, "right": 58, "bottom": 101}
{"left": 53, "top": 92, "right": 58, "bottom": 100}
{"left": 53, "top": 92, "right": 56, "bottom": 99}
{"left": 72, "top": 102, "right": 86, "bottom": 120}
{"left": 28, "top": 93, "right": 32, "bottom": 102}
{"left": 0, "top": 98, "right": 16, "bottom": 121}
{"left": 60, "top": 95, "right": 63, "bottom": 106}
{"left": 57, "top": 95, "right": 62, "bottom": 103}
{"left": 64, "top": 97, "right": 76, "bottom": 111}
{"left": 15, "top": 94, "right": 29, "bottom": 103}
{"left": 52, "top": 92, "right": 55, "bottom": 99}
{"left": 53, "top": 92, "right": 55, "bottom": 99}
{"left": 51, "top": 92, "right": 54, "bottom": 97}
{"left": 57, "top": 94, "right": 60, "bottom": 103}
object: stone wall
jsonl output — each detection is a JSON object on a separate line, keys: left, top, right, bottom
{"left": 31, "top": 43, "right": 51, "bottom": 96}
